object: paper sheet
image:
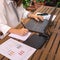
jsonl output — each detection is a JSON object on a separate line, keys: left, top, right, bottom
{"left": 9, "top": 32, "right": 31, "bottom": 41}
{"left": 0, "top": 38, "right": 36, "bottom": 60}
{"left": 43, "top": 14, "right": 56, "bottom": 21}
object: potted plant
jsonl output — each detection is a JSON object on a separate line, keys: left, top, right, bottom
{"left": 23, "top": 0, "right": 30, "bottom": 8}
{"left": 36, "top": 0, "right": 45, "bottom": 5}
{"left": 57, "top": 2, "right": 60, "bottom": 7}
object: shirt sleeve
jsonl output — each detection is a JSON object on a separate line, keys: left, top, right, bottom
{"left": 0, "top": 24, "right": 11, "bottom": 35}
{"left": 20, "top": 4, "right": 30, "bottom": 18}
{"left": 23, "top": 8, "right": 30, "bottom": 18}
{"left": 0, "top": 14, "right": 11, "bottom": 35}
{"left": 0, "top": 1, "right": 11, "bottom": 35}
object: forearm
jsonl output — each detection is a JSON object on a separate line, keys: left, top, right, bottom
{"left": 28, "top": 13, "right": 43, "bottom": 21}
{"left": 8, "top": 28, "right": 28, "bottom": 36}
{"left": 8, "top": 28, "right": 19, "bottom": 34}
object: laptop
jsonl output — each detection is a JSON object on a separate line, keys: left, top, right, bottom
{"left": 23, "top": 18, "right": 49, "bottom": 33}
{"left": 22, "top": 4, "right": 58, "bottom": 34}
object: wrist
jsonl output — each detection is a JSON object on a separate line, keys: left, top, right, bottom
{"left": 8, "top": 28, "right": 15, "bottom": 33}
{"left": 28, "top": 13, "right": 34, "bottom": 18}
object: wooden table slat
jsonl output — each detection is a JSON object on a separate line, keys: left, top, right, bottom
{"left": 40, "top": 33, "right": 57, "bottom": 60}
{"left": 55, "top": 45, "right": 60, "bottom": 60}
{"left": 47, "top": 34, "right": 60, "bottom": 60}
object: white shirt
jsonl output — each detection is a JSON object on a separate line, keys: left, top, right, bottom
{"left": 0, "top": 0, "right": 29, "bottom": 35}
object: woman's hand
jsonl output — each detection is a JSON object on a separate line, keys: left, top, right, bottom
{"left": 8, "top": 28, "right": 29, "bottom": 36}
{"left": 28, "top": 14, "right": 44, "bottom": 21}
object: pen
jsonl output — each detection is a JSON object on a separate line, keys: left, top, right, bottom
{"left": 21, "top": 21, "right": 26, "bottom": 28}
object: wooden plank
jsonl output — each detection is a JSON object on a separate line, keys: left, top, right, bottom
{"left": 46, "top": 7, "right": 52, "bottom": 13}
{"left": 39, "top": 33, "right": 57, "bottom": 60}
{"left": 55, "top": 9, "right": 60, "bottom": 15}
{"left": 51, "top": 15, "right": 60, "bottom": 33}
{"left": 55, "top": 45, "right": 60, "bottom": 60}
{"left": 3, "top": 57, "right": 9, "bottom": 60}
{"left": 31, "top": 46, "right": 45, "bottom": 60}
{"left": 42, "top": 7, "right": 49, "bottom": 13}
{"left": 0, "top": 55, "right": 4, "bottom": 60}
{"left": 34, "top": 6, "right": 51, "bottom": 14}
{"left": 54, "top": 19, "right": 60, "bottom": 30}
{"left": 34, "top": 5, "right": 44, "bottom": 14}
{"left": 28, "top": 41, "right": 48, "bottom": 60}
{"left": 53, "top": 10, "right": 60, "bottom": 26}
{"left": 39, "top": 6, "right": 46, "bottom": 13}
{"left": 47, "top": 34, "right": 60, "bottom": 60}
{"left": 48, "top": 8, "right": 53, "bottom": 14}
{"left": 54, "top": 12, "right": 60, "bottom": 24}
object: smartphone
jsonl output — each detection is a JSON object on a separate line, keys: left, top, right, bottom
{"left": 37, "top": 13, "right": 48, "bottom": 16}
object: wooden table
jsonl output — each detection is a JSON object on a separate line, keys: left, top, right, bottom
{"left": 0, "top": 6, "right": 60, "bottom": 60}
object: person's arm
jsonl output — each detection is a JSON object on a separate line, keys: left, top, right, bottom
{"left": 27, "top": 13, "right": 44, "bottom": 21}
{"left": 20, "top": 4, "right": 43, "bottom": 21}
{"left": 0, "top": 24, "right": 11, "bottom": 35}
{"left": 8, "top": 28, "right": 28, "bottom": 36}
{"left": 0, "top": 3, "right": 28, "bottom": 36}
{"left": 0, "top": 23, "right": 28, "bottom": 36}
{"left": 21, "top": 4, "right": 30, "bottom": 18}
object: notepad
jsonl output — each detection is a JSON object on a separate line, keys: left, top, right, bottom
{"left": 9, "top": 32, "right": 31, "bottom": 41}
{"left": 0, "top": 38, "right": 36, "bottom": 60}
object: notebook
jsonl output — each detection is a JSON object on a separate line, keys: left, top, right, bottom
{"left": 23, "top": 4, "right": 58, "bottom": 49}
{"left": 24, "top": 34, "right": 48, "bottom": 49}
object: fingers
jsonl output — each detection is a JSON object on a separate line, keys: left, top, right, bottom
{"left": 23, "top": 29, "right": 29, "bottom": 35}
{"left": 32, "top": 14, "right": 44, "bottom": 22}
{"left": 22, "top": 28, "right": 28, "bottom": 33}
{"left": 34, "top": 17, "right": 39, "bottom": 21}
{"left": 20, "top": 28, "right": 29, "bottom": 36}
{"left": 38, "top": 16, "right": 44, "bottom": 21}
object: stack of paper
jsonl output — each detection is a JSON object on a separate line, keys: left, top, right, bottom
{"left": 0, "top": 38, "right": 36, "bottom": 60}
